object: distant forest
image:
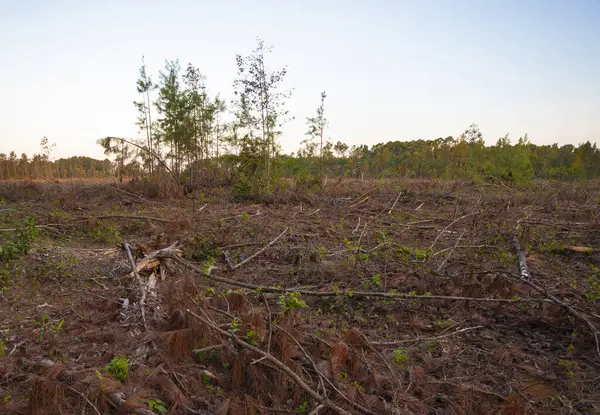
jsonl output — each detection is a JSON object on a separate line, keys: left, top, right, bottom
{"left": 2, "top": 39, "right": 599, "bottom": 185}
{"left": 1, "top": 136, "right": 599, "bottom": 185}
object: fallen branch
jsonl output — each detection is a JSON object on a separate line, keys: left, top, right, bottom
{"left": 272, "top": 323, "right": 326, "bottom": 396}
{"left": 515, "top": 276, "right": 600, "bottom": 361}
{"left": 430, "top": 380, "right": 506, "bottom": 401}
{"left": 123, "top": 243, "right": 148, "bottom": 330}
{"left": 111, "top": 186, "right": 150, "bottom": 202}
{"left": 388, "top": 191, "right": 403, "bottom": 214}
{"left": 352, "top": 217, "right": 361, "bottom": 234}
{"left": 273, "top": 323, "right": 377, "bottom": 415}
{"left": 73, "top": 214, "right": 178, "bottom": 224}
{"left": 513, "top": 235, "right": 531, "bottom": 281}
{"left": 186, "top": 309, "right": 352, "bottom": 415}
{"left": 101, "top": 136, "right": 180, "bottom": 186}
{"left": 230, "top": 227, "right": 288, "bottom": 270}
{"left": 512, "top": 219, "right": 600, "bottom": 360}
{"left": 168, "top": 253, "right": 550, "bottom": 304}
{"left": 349, "top": 196, "right": 369, "bottom": 209}
{"left": 371, "top": 325, "right": 484, "bottom": 346}
{"left": 0, "top": 224, "right": 68, "bottom": 233}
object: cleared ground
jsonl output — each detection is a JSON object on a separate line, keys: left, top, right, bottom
{"left": 0, "top": 178, "right": 599, "bottom": 414}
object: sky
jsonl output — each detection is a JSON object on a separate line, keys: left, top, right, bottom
{"left": 1, "top": 0, "right": 599, "bottom": 160}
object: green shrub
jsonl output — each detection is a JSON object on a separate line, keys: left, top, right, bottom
{"left": 392, "top": 348, "right": 408, "bottom": 367}
{"left": 278, "top": 292, "right": 308, "bottom": 313}
{"left": 105, "top": 356, "right": 129, "bottom": 382}
{"left": 0, "top": 217, "right": 39, "bottom": 261}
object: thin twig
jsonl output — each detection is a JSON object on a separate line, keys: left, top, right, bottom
{"left": 186, "top": 309, "right": 351, "bottom": 415}
{"left": 230, "top": 227, "right": 288, "bottom": 270}
{"left": 429, "top": 211, "right": 479, "bottom": 250}
{"left": 307, "top": 208, "right": 321, "bottom": 217}
{"left": 192, "top": 344, "right": 225, "bottom": 354}
{"left": 124, "top": 243, "right": 148, "bottom": 330}
{"left": 69, "top": 306, "right": 85, "bottom": 319}
{"left": 64, "top": 385, "right": 102, "bottom": 415}
{"left": 273, "top": 323, "right": 327, "bottom": 398}
{"left": 308, "top": 405, "right": 325, "bottom": 415}
{"left": 437, "top": 230, "right": 465, "bottom": 272}
{"left": 90, "top": 278, "right": 108, "bottom": 290}
{"left": 431, "top": 244, "right": 491, "bottom": 256}
{"left": 9, "top": 341, "right": 25, "bottom": 355}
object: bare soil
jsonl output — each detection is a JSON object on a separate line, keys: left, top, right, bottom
{"left": 1, "top": 179, "right": 599, "bottom": 414}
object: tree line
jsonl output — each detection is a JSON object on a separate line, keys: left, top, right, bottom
{"left": 0, "top": 151, "right": 113, "bottom": 180}
{"left": 2, "top": 135, "right": 599, "bottom": 185}
{"left": 1, "top": 39, "right": 598, "bottom": 186}
{"left": 2, "top": 133, "right": 599, "bottom": 185}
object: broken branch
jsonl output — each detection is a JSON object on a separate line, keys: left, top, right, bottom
{"left": 123, "top": 242, "right": 148, "bottom": 330}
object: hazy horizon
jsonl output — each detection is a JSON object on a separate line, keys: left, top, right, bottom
{"left": 1, "top": 0, "right": 599, "bottom": 160}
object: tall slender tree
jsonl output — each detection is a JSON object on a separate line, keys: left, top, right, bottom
{"left": 232, "top": 38, "right": 292, "bottom": 189}
{"left": 155, "top": 60, "right": 186, "bottom": 176}
{"left": 304, "top": 91, "right": 328, "bottom": 174}
{"left": 134, "top": 57, "right": 156, "bottom": 174}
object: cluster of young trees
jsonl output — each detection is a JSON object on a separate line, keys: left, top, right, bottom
{"left": 2, "top": 39, "right": 599, "bottom": 186}
{"left": 98, "top": 39, "right": 294, "bottom": 189}
{"left": 287, "top": 131, "right": 600, "bottom": 184}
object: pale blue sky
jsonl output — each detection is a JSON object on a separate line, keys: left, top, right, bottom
{"left": 1, "top": 0, "right": 598, "bottom": 159}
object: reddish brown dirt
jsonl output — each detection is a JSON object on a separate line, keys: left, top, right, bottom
{"left": 0, "top": 179, "right": 599, "bottom": 414}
